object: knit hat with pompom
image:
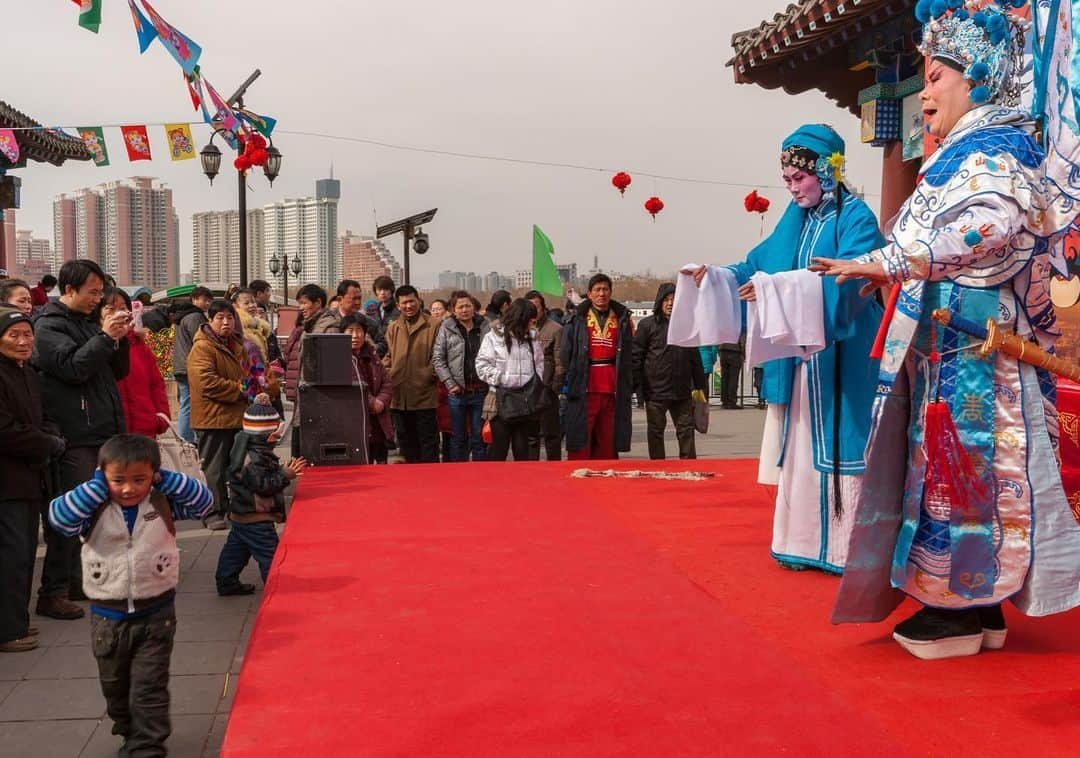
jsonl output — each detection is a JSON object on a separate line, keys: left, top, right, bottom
{"left": 243, "top": 393, "right": 282, "bottom": 436}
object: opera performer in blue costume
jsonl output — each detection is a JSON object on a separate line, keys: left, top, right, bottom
{"left": 815, "top": 0, "right": 1080, "bottom": 660}
{"left": 690, "top": 124, "right": 884, "bottom": 574}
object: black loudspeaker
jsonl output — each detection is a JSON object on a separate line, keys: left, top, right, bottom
{"left": 298, "top": 385, "right": 370, "bottom": 466}
{"left": 301, "top": 333, "right": 353, "bottom": 386}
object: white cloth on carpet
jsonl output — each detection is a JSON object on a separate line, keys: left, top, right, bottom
{"left": 669, "top": 264, "right": 742, "bottom": 347}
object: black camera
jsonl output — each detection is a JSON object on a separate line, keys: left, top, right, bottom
{"left": 413, "top": 230, "right": 430, "bottom": 255}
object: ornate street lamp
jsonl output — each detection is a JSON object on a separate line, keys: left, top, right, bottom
{"left": 268, "top": 251, "right": 302, "bottom": 305}
{"left": 199, "top": 141, "right": 222, "bottom": 185}
{"left": 263, "top": 144, "right": 282, "bottom": 186}
{"left": 196, "top": 69, "right": 281, "bottom": 287}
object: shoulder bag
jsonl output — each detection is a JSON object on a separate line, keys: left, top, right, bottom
{"left": 496, "top": 339, "right": 555, "bottom": 421}
{"left": 156, "top": 413, "right": 207, "bottom": 484}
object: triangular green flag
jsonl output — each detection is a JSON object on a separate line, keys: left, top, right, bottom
{"left": 77, "top": 0, "right": 102, "bottom": 33}
{"left": 532, "top": 225, "right": 563, "bottom": 297}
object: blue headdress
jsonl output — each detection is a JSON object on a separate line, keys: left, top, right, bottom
{"left": 915, "top": 0, "right": 1030, "bottom": 106}
{"left": 780, "top": 124, "right": 847, "bottom": 193}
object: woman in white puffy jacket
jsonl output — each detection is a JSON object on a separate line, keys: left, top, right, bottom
{"left": 475, "top": 298, "right": 545, "bottom": 461}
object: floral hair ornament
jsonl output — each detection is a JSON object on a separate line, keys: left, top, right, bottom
{"left": 815, "top": 152, "right": 847, "bottom": 193}
{"left": 915, "top": 0, "right": 1030, "bottom": 107}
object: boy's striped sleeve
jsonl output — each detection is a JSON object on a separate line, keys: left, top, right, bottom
{"left": 156, "top": 469, "right": 215, "bottom": 520}
{"left": 49, "top": 472, "right": 110, "bottom": 537}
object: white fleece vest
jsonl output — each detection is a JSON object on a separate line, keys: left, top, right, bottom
{"left": 81, "top": 496, "right": 179, "bottom": 610}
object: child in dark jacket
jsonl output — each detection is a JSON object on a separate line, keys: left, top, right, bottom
{"left": 215, "top": 394, "right": 306, "bottom": 596}
{"left": 49, "top": 434, "right": 213, "bottom": 758}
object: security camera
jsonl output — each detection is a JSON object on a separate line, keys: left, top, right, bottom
{"left": 413, "top": 230, "right": 430, "bottom": 255}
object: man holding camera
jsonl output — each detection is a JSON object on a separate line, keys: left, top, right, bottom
{"left": 31, "top": 259, "right": 130, "bottom": 620}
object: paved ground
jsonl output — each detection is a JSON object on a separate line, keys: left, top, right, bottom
{"left": 0, "top": 401, "right": 767, "bottom": 758}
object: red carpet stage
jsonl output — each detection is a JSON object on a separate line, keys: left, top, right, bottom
{"left": 223, "top": 459, "right": 1080, "bottom": 757}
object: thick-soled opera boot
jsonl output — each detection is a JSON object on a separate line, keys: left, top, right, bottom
{"left": 893, "top": 606, "right": 983, "bottom": 660}
{"left": 977, "top": 604, "right": 1007, "bottom": 650}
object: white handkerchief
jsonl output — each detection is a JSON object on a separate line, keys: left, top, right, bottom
{"left": 669, "top": 264, "right": 742, "bottom": 347}
{"left": 746, "top": 269, "right": 825, "bottom": 367}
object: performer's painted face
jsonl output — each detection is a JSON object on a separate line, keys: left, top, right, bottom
{"left": 782, "top": 167, "right": 823, "bottom": 209}
{"left": 921, "top": 59, "right": 973, "bottom": 139}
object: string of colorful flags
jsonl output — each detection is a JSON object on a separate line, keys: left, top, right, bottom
{"left": 67, "top": 0, "right": 277, "bottom": 164}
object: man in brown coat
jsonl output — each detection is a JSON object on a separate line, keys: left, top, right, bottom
{"left": 382, "top": 285, "right": 438, "bottom": 463}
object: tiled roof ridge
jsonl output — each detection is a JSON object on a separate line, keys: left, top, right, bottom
{"left": 730, "top": 0, "right": 826, "bottom": 54}
{"left": 0, "top": 100, "right": 92, "bottom": 165}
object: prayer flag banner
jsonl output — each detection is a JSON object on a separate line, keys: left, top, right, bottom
{"left": 0, "top": 130, "right": 20, "bottom": 165}
{"left": 203, "top": 77, "right": 240, "bottom": 148}
{"left": 139, "top": 0, "right": 202, "bottom": 76}
{"left": 532, "top": 225, "right": 564, "bottom": 297}
{"left": 120, "top": 125, "right": 152, "bottom": 162}
{"left": 77, "top": 127, "right": 110, "bottom": 167}
{"left": 239, "top": 109, "right": 277, "bottom": 137}
{"left": 187, "top": 71, "right": 216, "bottom": 127}
{"left": 186, "top": 72, "right": 203, "bottom": 113}
{"left": 75, "top": 0, "right": 102, "bottom": 33}
{"left": 127, "top": 0, "right": 159, "bottom": 53}
{"left": 164, "top": 123, "right": 196, "bottom": 161}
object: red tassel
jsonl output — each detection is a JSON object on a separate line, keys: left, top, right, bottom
{"left": 922, "top": 401, "right": 986, "bottom": 517}
{"left": 921, "top": 319, "right": 987, "bottom": 517}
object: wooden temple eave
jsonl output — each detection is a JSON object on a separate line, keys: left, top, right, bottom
{"left": 728, "top": 0, "right": 918, "bottom": 115}
{"left": 0, "top": 100, "right": 91, "bottom": 166}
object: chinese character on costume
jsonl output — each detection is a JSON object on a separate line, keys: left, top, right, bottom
{"left": 826, "top": 0, "right": 1080, "bottom": 660}
{"left": 671, "top": 124, "right": 884, "bottom": 574}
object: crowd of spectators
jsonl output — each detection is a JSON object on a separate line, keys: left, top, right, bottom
{"left": 0, "top": 262, "right": 727, "bottom": 652}
{"left": 0, "top": 256, "right": 739, "bottom": 752}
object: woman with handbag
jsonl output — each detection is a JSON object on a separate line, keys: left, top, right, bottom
{"left": 475, "top": 298, "right": 549, "bottom": 462}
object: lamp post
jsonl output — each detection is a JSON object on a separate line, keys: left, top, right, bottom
{"left": 198, "top": 69, "right": 281, "bottom": 287}
{"left": 376, "top": 209, "right": 438, "bottom": 285}
{"left": 268, "top": 250, "right": 303, "bottom": 305}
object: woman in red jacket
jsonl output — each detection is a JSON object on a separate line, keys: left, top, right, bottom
{"left": 340, "top": 313, "right": 394, "bottom": 463}
{"left": 93, "top": 288, "right": 170, "bottom": 437}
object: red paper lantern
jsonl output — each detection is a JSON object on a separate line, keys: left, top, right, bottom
{"left": 644, "top": 196, "right": 664, "bottom": 220}
{"left": 233, "top": 132, "right": 269, "bottom": 171}
{"left": 612, "top": 171, "right": 632, "bottom": 196}
{"left": 744, "top": 190, "right": 770, "bottom": 214}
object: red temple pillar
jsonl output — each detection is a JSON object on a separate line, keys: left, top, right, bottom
{"left": 878, "top": 141, "right": 919, "bottom": 231}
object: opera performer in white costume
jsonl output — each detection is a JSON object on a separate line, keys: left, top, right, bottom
{"left": 672, "top": 123, "right": 884, "bottom": 574}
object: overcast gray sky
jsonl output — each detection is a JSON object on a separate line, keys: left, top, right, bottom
{"left": 7, "top": 0, "right": 882, "bottom": 288}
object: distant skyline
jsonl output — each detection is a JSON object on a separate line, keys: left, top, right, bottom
{"left": 6, "top": 1, "right": 884, "bottom": 289}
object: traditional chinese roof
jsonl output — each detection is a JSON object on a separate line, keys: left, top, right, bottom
{"left": 0, "top": 101, "right": 92, "bottom": 166}
{"left": 728, "top": 0, "right": 918, "bottom": 114}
